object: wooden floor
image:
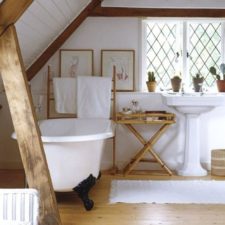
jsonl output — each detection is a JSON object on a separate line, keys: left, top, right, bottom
{"left": 1, "top": 169, "right": 225, "bottom": 225}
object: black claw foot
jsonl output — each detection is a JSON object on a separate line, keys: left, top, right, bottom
{"left": 73, "top": 174, "right": 96, "bottom": 211}
{"left": 84, "top": 199, "right": 94, "bottom": 211}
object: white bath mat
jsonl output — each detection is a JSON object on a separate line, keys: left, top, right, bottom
{"left": 110, "top": 180, "right": 225, "bottom": 204}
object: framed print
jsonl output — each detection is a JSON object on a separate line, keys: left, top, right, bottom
{"left": 101, "top": 49, "right": 135, "bottom": 91}
{"left": 59, "top": 49, "right": 93, "bottom": 77}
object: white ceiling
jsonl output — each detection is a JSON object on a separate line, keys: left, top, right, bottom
{"left": 15, "top": 0, "right": 91, "bottom": 68}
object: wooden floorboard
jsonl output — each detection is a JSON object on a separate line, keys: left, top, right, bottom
{"left": 1, "top": 169, "right": 225, "bottom": 225}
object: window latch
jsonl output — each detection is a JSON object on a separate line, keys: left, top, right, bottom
{"left": 187, "top": 52, "right": 192, "bottom": 60}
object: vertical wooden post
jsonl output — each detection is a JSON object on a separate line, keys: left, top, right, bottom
{"left": 47, "top": 66, "right": 51, "bottom": 119}
{"left": 0, "top": 25, "right": 62, "bottom": 225}
{"left": 112, "top": 65, "right": 116, "bottom": 122}
{"left": 111, "top": 65, "right": 118, "bottom": 174}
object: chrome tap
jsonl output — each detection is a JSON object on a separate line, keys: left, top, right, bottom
{"left": 181, "top": 83, "right": 185, "bottom": 95}
{"left": 199, "top": 83, "right": 204, "bottom": 96}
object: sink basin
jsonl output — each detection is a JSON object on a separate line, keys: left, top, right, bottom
{"left": 162, "top": 92, "right": 225, "bottom": 176}
{"left": 163, "top": 92, "right": 225, "bottom": 106}
{"left": 162, "top": 93, "right": 225, "bottom": 114}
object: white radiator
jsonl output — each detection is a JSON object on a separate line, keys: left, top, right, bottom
{"left": 0, "top": 189, "right": 39, "bottom": 225}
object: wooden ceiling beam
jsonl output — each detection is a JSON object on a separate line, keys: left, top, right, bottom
{"left": 90, "top": 6, "right": 225, "bottom": 17}
{"left": 0, "top": 0, "right": 33, "bottom": 36}
{"left": 26, "top": 0, "right": 102, "bottom": 81}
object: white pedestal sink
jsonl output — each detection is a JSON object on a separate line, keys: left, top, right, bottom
{"left": 162, "top": 93, "right": 225, "bottom": 176}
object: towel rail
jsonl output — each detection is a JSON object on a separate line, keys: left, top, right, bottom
{"left": 47, "top": 66, "right": 76, "bottom": 119}
{"left": 46, "top": 65, "right": 117, "bottom": 120}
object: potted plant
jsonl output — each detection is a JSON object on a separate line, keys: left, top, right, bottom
{"left": 171, "top": 74, "right": 182, "bottom": 92}
{"left": 146, "top": 71, "right": 156, "bottom": 92}
{"left": 193, "top": 73, "right": 204, "bottom": 92}
{"left": 209, "top": 63, "right": 225, "bottom": 92}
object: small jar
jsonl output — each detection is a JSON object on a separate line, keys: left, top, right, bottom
{"left": 131, "top": 100, "right": 141, "bottom": 113}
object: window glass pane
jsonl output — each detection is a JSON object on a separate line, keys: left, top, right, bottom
{"left": 144, "top": 19, "right": 223, "bottom": 90}
{"left": 146, "top": 22, "right": 180, "bottom": 88}
{"left": 189, "top": 22, "right": 221, "bottom": 87}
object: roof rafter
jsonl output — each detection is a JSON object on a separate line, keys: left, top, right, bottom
{"left": 90, "top": 6, "right": 225, "bottom": 17}
{"left": 0, "top": 0, "right": 33, "bottom": 36}
{"left": 26, "top": 0, "right": 102, "bottom": 81}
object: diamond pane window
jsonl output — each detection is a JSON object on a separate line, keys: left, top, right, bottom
{"left": 144, "top": 19, "right": 225, "bottom": 91}
{"left": 189, "top": 22, "right": 222, "bottom": 87}
{"left": 146, "top": 22, "right": 179, "bottom": 87}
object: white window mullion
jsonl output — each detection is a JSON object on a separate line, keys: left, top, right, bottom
{"left": 221, "top": 22, "right": 225, "bottom": 63}
{"left": 141, "top": 20, "right": 148, "bottom": 91}
{"left": 182, "top": 21, "right": 190, "bottom": 88}
{"left": 174, "top": 22, "right": 182, "bottom": 75}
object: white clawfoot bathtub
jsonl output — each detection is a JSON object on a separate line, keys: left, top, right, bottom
{"left": 13, "top": 118, "right": 115, "bottom": 210}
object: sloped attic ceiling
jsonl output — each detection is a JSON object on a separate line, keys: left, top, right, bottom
{"left": 13, "top": 0, "right": 225, "bottom": 72}
{"left": 15, "top": 0, "right": 91, "bottom": 68}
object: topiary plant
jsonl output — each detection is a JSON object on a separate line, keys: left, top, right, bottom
{"left": 209, "top": 63, "right": 225, "bottom": 80}
{"left": 171, "top": 75, "right": 182, "bottom": 92}
{"left": 147, "top": 71, "right": 156, "bottom": 82}
{"left": 192, "top": 73, "right": 204, "bottom": 92}
{"left": 146, "top": 71, "right": 156, "bottom": 92}
{"left": 193, "top": 73, "right": 203, "bottom": 79}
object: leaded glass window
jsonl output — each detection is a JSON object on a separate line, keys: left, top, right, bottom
{"left": 188, "top": 22, "right": 221, "bottom": 87}
{"left": 144, "top": 19, "right": 224, "bottom": 90}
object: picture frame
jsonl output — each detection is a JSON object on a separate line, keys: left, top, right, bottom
{"left": 59, "top": 49, "right": 94, "bottom": 77}
{"left": 101, "top": 49, "right": 135, "bottom": 91}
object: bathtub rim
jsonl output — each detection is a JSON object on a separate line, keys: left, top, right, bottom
{"left": 41, "top": 131, "right": 114, "bottom": 143}
{"left": 12, "top": 118, "right": 115, "bottom": 143}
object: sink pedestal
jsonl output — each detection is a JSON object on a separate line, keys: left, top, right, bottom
{"left": 162, "top": 93, "right": 225, "bottom": 177}
{"left": 178, "top": 113, "right": 207, "bottom": 176}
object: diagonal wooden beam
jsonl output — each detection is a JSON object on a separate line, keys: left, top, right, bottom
{"left": 90, "top": 6, "right": 225, "bottom": 17}
{"left": 26, "top": 0, "right": 102, "bottom": 81}
{"left": 0, "top": 0, "right": 33, "bottom": 36}
{"left": 0, "top": 25, "right": 62, "bottom": 225}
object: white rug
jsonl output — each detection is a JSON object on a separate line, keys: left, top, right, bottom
{"left": 110, "top": 180, "right": 225, "bottom": 204}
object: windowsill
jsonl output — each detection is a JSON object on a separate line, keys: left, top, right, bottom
{"left": 116, "top": 90, "right": 225, "bottom": 95}
{"left": 116, "top": 91, "right": 162, "bottom": 95}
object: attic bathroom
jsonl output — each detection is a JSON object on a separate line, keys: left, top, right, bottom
{"left": 0, "top": 0, "right": 225, "bottom": 225}
{"left": 3, "top": 17, "right": 225, "bottom": 175}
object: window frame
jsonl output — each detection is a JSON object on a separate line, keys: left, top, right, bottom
{"left": 142, "top": 18, "right": 225, "bottom": 92}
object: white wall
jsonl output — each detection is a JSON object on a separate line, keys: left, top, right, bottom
{"left": 64, "top": 17, "right": 140, "bottom": 85}
{"left": 29, "top": 17, "right": 225, "bottom": 173}
{"left": 2, "top": 17, "right": 225, "bottom": 173}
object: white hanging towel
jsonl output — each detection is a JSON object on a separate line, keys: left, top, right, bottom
{"left": 53, "top": 77, "right": 76, "bottom": 114}
{"left": 77, "top": 76, "right": 112, "bottom": 118}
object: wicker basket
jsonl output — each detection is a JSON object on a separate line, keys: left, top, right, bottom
{"left": 211, "top": 149, "right": 225, "bottom": 176}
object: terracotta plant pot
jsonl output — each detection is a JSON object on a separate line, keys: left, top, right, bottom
{"left": 171, "top": 77, "right": 182, "bottom": 92}
{"left": 193, "top": 77, "right": 204, "bottom": 92}
{"left": 146, "top": 81, "right": 156, "bottom": 92}
{"left": 217, "top": 80, "right": 225, "bottom": 92}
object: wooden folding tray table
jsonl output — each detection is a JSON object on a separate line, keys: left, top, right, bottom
{"left": 116, "top": 111, "right": 176, "bottom": 175}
